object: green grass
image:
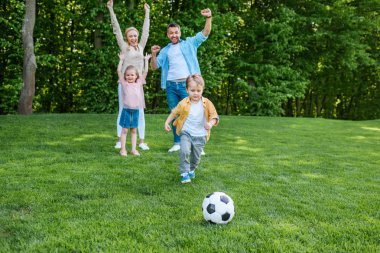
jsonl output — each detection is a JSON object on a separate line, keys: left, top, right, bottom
{"left": 0, "top": 114, "right": 379, "bottom": 252}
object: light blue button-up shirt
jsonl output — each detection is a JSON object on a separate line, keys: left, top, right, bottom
{"left": 156, "top": 31, "right": 208, "bottom": 89}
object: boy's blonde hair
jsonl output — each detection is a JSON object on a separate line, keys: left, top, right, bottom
{"left": 186, "top": 74, "right": 205, "bottom": 89}
{"left": 124, "top": 65, "right": 139, "bottom": 79}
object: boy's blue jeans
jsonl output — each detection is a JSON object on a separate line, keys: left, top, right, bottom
{"left": 166, "top": 80, "right": 188, "bottom": 144}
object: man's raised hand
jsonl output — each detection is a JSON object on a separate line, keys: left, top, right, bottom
{"left": 201, "top": 8, "right": 212, "bottom": 18}
{"left": 151, "top": 45, "right": 161, "bottom": 55}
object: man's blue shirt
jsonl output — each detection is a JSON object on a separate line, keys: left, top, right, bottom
{"left": 156, "top": 31, "right": 208, "bottom": 89}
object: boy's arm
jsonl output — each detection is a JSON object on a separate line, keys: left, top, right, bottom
{"left": 204, "top": 100, "right": 219, "bottom": 130}
{"left": 164, "top": 112, "right": 175, "bottom": 132}
{"left": 165, "top": 103, "right": 181, "bottom": 131}
{"left": 205, "top": 118, "right": 217, "bottom": 130}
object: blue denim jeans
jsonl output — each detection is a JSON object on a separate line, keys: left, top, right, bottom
{"left": 119, "top": 108, "right": 139, "bottom": 129}
{"left": 166, "top": 80, "right": 189, "bottom": 144}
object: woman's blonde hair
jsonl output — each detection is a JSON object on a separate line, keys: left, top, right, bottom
{"left": 186, "top": 74, "right": 205, "bottom": 89}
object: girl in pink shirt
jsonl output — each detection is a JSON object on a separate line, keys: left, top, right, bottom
{"left": 117, "top": 52, "right": 151, "bottom": 156}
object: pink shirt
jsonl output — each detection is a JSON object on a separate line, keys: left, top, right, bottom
{"left": 120, "top": 77, "right": 145, "bottom": 109}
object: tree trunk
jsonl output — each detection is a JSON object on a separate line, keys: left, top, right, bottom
{"left": 128, "top": 0, "right": 137, "bottom": 11}
{"left": 285, "top": 98, "right": 293, "bottom": 117}
{"left": 18, "top": 0, "right": 37, "bottom": 115}
{"left": 225, "top": 77, "right": 232, "bottom": 115}
{"left": 94, "top": 0, "right": 104, "bottom": 49}
{"left": 296, "top": 97, "right": 302, "bottom": 117}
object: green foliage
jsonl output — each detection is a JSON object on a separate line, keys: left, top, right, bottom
{"left": 0, "top": 0, "right": 379, "bottom": 119}
{"left": 232, "top": 5, "right": 308, "bottom": 116}
{"left": 0, "top": 1, "right": 24, "bottom": 114}
{"left": 0, "top": 114, "right": 379, "bottom": 251}
{"left": 0, "top": 77, "right": 23, "bottom": 114}
{"left": 80, "top": 49, "right": 118, "bottom": 113}
{"left": 290, "top": 0, "right": 380, "bottom": 119}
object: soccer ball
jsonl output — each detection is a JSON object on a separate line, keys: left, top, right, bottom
{"left": 202, "top": 192, "right": 235, "bottom": 224}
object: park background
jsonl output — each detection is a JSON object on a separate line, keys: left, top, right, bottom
{"left": 1, "top": 1, "right": 380, "bottom": 252}
{"left": 1, "top": 0, "right": 379, "bottom": 119}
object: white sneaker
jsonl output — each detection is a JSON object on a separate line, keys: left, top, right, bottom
{"left": 114, "top": 141, "right": 121, "bottom": 149}
{"left": 201, "top": 150, "right": 206, "bottom": 156}
{"left": 168, "top": 144, "right": 180, "bottom": 152}
{"left": 139, "top": 143, "right": 150, "bottom": 150}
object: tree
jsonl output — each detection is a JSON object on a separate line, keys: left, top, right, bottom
{"left": 0, "top": 0, "right": 378, "bottom": 119}
{"left": 95, "top": 0, "right": 104, "bottom": 49}
{"left": 18, "top": 0, "right": 36, "bottom": 115}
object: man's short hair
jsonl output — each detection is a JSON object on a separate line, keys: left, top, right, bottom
{"left": 167, "top": 23, "right": 181, "bottom": 32}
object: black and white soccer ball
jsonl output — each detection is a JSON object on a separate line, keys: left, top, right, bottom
{"left": 202, "top": 192, "right": 235, "bottom": 224}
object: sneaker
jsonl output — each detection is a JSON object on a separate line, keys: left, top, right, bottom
{"left": 114, "top": 141, "right": 121, "bottom": 149}
{"left": 201, "top": 150, "right": 206, "bottom": 156}
{"left": 180, "top": 173, "right": 191, "bottom": 184}
{"left": 168, "top": 144, "right": 180, "bottom": 152}
{"left": 139, "top": 143, "right": 150, "bottom": 150}
{"left": 188, "top": 170, "right": 195, "bottom": 179}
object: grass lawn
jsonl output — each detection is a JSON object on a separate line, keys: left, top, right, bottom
{"left": 0, "top": 114, "right": 379, "bottom": 252}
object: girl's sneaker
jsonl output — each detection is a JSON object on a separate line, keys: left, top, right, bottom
{"left": 180, "top": 173, "right": 191, "bottom": 184}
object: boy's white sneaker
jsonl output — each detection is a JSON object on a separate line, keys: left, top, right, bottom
{"left": 201, "top": 150, "right": 206, "bottom": 155}
{"left": 139, "top": 143, "right": 150, "bottom": 150}
{"left": 114, "top": 141, "right": 121, "bottom": 149}
{"left": 168, "top": 144, "right": 180, "bottom": 152}
{"left": 181, "top": 173, "right": 191, "bottom": 184}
